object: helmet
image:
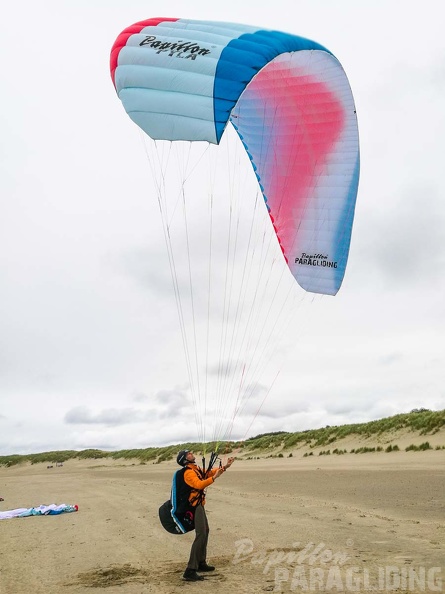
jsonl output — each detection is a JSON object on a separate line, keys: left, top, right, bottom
{"left": 176, "top": 450, "right": 190, "bottom": 466}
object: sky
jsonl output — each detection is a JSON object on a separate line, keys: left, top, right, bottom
{"left": 1, "top": 0, "right": 444, "bottom": 455}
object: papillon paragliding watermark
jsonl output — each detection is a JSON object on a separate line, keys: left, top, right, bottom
{"left": 232, "top": 538, "right": 443, "bottom": 592}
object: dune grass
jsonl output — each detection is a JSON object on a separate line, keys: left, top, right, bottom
{"left": 1, "top": 408, "right": 444, "bottom": 467}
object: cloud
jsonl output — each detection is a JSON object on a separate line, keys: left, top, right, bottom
{"left": 64, "top": 388, "right": 192, "bottom": 429}
{"left": 356, "top": 185, "right": 445, "bottom": 290}
{"left": 112, "top": 246, "right": 175, "bottom": 297}
{"left": 64, "top": 406, "right": 152, "bottom": 427}
{"left": 131, "top": 391, "right": 150, "bottom": 403}
{"left": 378, "top": 352, "right": 404, "bottom": 366}
{"left": 237, "top": 387, "right": 309, "bottom": 420}
{"left": 324, "top": 398, "right": 380, "bottom": 417}
{"left": 154, "top": 387, "right": 191, "bottom": 419}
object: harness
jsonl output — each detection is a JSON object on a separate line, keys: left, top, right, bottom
{"left": 158, "top": 466, "right": 206, "bottom": 534}
{"left": 172, "top": 467, "right": 204, "bottom": 511}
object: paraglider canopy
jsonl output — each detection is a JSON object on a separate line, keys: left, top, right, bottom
{"left": 110, "top": 17, "right": 360, "bottom": 296}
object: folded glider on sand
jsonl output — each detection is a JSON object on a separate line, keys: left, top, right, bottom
{"left": 0, "top": 503, "right": 78, "bottom": 520}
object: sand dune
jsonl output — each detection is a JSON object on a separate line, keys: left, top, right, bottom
{"left": 1, "top": 449, "right": 444, "bottom": 593}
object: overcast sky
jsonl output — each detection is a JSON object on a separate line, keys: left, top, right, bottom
{"left": 1, "top": 1, "right": 444, "bottom": 455}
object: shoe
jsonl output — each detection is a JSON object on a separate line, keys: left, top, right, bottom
{"left": 198, "top": 562, "right": 215, "bottom": 572}
{"left": 183, "top": 568, "right": 204, "bottom": 581}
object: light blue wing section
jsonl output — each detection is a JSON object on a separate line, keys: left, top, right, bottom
{"left": 113, "top": 19, "right": 327, "bottom": 143}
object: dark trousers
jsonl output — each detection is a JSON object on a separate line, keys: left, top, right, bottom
{"left": 187, "top": 504, "right": 209, "bottom": 569}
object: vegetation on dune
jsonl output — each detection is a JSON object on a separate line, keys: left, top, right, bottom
{"left": 282, "top": 409, "right": 445, "bottom": 448}
{"left": 0, "top": 441, "right": 234, "bottom": 467}
{"left": 0, "top": 409, "right": 444, "bottom": 467}
{"left": 405, "top": 441, "right": 432, "bottom": 452}
{"left": 246, "top": 408, "right": 445, "bottom": 451}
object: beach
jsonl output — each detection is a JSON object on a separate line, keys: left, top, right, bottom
{"left": 1, "top": 449, "right": 444, "bottom": 594}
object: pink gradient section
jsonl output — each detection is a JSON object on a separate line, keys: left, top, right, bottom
{"left": 243, "top": 61, "right": 345, "bottom": 261}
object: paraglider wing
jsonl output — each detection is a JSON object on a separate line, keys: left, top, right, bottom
{"left": 110, "top": 18, "right": 360, "bottom": 295}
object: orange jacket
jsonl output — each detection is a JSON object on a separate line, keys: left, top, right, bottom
{"left": 183, "top": 464, "right": 220, "bottom": 506}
